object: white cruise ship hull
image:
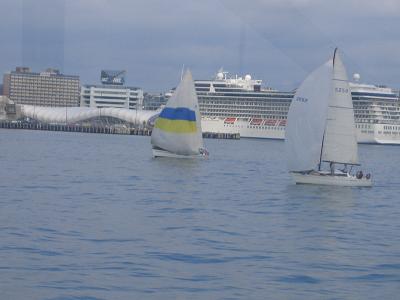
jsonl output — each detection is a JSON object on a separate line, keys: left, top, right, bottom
{"left": 201, "top": 118, "right": 400, "bottom": 144}
{"left": 356, "top": 123, "right": 400, "bottom": 144}
{"left": 201, "top": 118, "right": 285, "bottom": 140}
{"left": 290, "top": 172, "right": 372, "bottom": 187}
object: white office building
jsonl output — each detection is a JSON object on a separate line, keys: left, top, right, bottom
{"left": 80, "top": 85, "right": 144, "bottom": 110}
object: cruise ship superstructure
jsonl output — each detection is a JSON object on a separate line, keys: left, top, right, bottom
{"left": 198, "top": 71, "right": 293, "bottom": 139}
{"left": 197, "top": 71, "right": 400, "bottom": 144}
{"left": 351, "top": 80, "right": 400, "bottom": 144}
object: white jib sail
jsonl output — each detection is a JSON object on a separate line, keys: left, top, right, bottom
{"left": 285, "top": 60, "right": 333, "bottom": 172}
{"left": 321, "top": 50, "right": 359, "bottom": 165}
{"left": 151, "top": 70, "right": 204, "bottom": 155}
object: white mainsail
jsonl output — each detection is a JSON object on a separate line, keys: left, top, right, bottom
{"left": 285, "top": 60, "right": 333, "bottom": 171}
{"left": 151, "top": 70, "right": 204, "bottom": 155}
{"left": 321, "top": 50, "right": 359, "bottom": 165}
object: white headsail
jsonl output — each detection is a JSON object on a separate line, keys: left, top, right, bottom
{"left": 321, "top": 50, "right": 359, "bottom": 165}
{"left": 285, "top": 60, "right": 333, "bottom": 171}
{"left": 151, "top": 70, "right": 204, "bottom": 155}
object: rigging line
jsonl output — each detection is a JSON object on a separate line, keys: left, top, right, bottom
{"left": 322, "top": 160, "right": 360, "bottom": 166}
{"left": 218, "top": 0, "right": 311, "bottom": 73}
{"left": 328, "top": 105, "right": 354, "bottom": 109}
{"left": 287, "top": 2, "right": 381, "bottom": 84}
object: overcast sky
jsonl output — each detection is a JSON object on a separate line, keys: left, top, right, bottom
{"left": 1, "top": 0, "right": 399, "bottom": 92}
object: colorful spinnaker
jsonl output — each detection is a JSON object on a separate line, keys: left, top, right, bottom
{"left": 151, "top": 70, "right": 206, "bottom": 157}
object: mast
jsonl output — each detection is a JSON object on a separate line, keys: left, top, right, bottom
{"left": 317, "top": 49, "right": 337, "bottom": 171}
{"left": 318, "top": 130, "right": 325, "bottom": 171}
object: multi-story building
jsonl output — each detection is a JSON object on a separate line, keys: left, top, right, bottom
{"left": 3, "top": 67, "right": 80, "bottom": 107}
{"left": 143, "top": 93, "right": 167, "bottom": 110}
{"left": 80, "top": 70, "right": 144, "bottom": 110}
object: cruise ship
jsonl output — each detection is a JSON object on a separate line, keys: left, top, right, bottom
{"left": 197, "top": 71, "right": 400, "bottom": 144}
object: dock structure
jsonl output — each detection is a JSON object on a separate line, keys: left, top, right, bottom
{"left": 0, "top": 96, "right": 240, "bottom": 139}
{"left": 0, "top": 121, "right": 239, "bottom": 139}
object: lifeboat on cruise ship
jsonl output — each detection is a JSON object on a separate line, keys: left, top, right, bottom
{"left": 278, "top": 119, "right": 287, "bottom": 127}
{"left": 250, "top": 118, "right": 263, "bottom": 125}
{"left": 224, "top": 117, "right": 236, "bottom": 124}
{"left": 264, "top": 119, "right": 277, "bottom": 126}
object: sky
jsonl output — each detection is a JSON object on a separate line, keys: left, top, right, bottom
{"left": 0, "top": 0, "right": 399, "bottom": 92}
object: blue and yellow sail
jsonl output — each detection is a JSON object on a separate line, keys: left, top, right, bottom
{"left": 151, "top": 70, "right": 205, "bottom": 156}
{"left": 154, "top": 107, "right": 197, "bottom": 134}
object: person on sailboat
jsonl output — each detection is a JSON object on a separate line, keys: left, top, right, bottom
{"left": 330, "top": 162, "right": 335, "bottom": 175}
{"left": 199, "top": 147, "right": 209, "bottom": 157}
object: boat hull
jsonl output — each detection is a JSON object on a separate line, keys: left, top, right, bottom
{"left": 152, "top": 148, "right": 206, "bottom": 159}
{"left": 291, "top": 172, "right": 372, "bottom": 187}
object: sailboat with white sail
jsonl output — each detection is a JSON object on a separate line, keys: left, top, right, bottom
{"left": 151, "top": 70, "right": 208, "bottom": 158}
{"left": 285, "top": 49, "right": 372, "bottom": 186}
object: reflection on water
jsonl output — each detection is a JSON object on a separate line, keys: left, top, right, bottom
{"left": 0, "top": 130, "right": 399, "bottom": 300}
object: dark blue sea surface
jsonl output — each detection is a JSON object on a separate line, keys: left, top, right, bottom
{"left": 1, "top": 129, "right": 399, "bottom": 299}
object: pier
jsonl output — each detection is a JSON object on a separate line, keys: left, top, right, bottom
{"left": 0, "top": 121, "right": 240, "bottom": 139}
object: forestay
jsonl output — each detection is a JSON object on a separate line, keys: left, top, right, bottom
{"left": 151, "top": 70, "right": 204, "bottom": 155}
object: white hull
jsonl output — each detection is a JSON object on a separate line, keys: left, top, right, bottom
{"left": 356, "top": 123, "right": 400, "bottom": 144}
{"left": 291, "top": 172, "right": 372, "bottom": 187}
{"left": 201, "top": 118, "right": 285, "bottom": 139}
{"left": 152, "top": 148, "right": 205, "bottom": 159}
{"left": 201, "top": 118, "right": 400, "bottom": 144}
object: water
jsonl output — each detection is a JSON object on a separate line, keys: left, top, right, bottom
{"left": 1, "top": 129, "right": 399, "bottom": 300}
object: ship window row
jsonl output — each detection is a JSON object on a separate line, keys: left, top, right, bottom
{"left": 247, "top": 125, "right": 284, "bottom": 130}
{"left": 200, "top": 101, "right": 290, "bottom": 107}
{"left": 352, "top": 92, "right": 398, "bottom": 98}
{"left": 224, "top": 124, "right": 283, "bottom": 129}
{"left": 199, "top": 93, "right": 293, "bottom": 99}
{"left": 201, "top": 110, "right": 288, "bottom": 114}
{"left": 201, "top": 103, "right": 289, "bottom": 108}
{"left": 356, "top": 124, "right": 372, "bottom": 129}
{"left": 203, "top": 112, "right": 286, "bottom": 119}
{"left": 200, "top": 107, "right": 289, "bottom": 111}
{"left": 383, "top": 125, "right": 400, "bottom": 131}
{"left": 200, "top": 99, "right": 291, "bottom": 104}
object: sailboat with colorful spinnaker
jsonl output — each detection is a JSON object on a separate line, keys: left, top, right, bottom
{"left": 285, "top": 49, "right": 372, "bottom": 186}
{"left": 151, "top": 70, "right": 208, "bottom": 158}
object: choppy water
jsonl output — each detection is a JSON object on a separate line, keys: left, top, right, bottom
{"left": 1, "top": 129, "right": 399, "bottom": 300}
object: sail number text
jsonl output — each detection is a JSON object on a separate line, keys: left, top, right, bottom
{"left": 295, "top": 96, "right": 308, "bottom": 103}
{"left": 335, "top": 87, "right": 349, "bottom": 93}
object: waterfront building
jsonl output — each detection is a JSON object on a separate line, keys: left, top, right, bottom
{"left": 80, "top": 70, "right": 144, "bottom": 110}
{"left": 2, "top": 67, "right": 80, "bottom": 107}
{"left": 143, "top": 93, "right": 168, "bottom": 110}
